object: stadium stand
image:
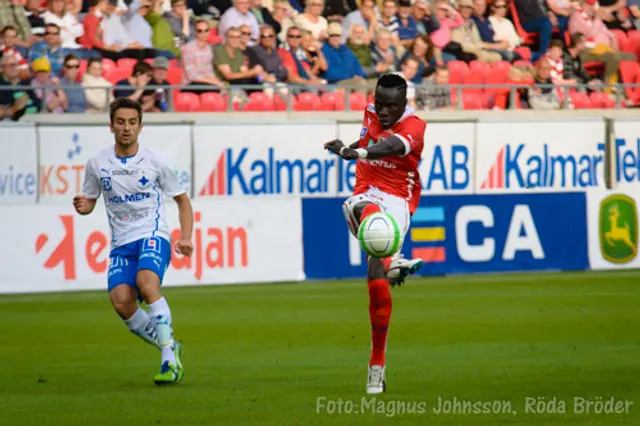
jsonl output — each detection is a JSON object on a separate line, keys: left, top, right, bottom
{"left": 1, "top": 0, "right": 639, "bottom": 117}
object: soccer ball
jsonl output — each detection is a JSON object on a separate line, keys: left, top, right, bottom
{"left": 358, "top": 212, "right": 401, "bottom": 258}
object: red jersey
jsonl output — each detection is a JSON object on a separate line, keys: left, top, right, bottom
{"left": 353, "top": 104, "right": 426, "bottom": 215}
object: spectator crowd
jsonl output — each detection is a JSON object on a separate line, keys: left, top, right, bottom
{"left": 1, "top": 0, "right": 639, "bottom": 118}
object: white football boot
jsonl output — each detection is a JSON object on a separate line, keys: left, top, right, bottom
{"left": 387, "top": 255, "right": 423, "bottom": 287}
{"left": 366, "top": 365, "right": 386, "bottom": 394}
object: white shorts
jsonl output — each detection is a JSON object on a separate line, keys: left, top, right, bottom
{"left": 342, "top": 187, "right": 410, "bottom": 257}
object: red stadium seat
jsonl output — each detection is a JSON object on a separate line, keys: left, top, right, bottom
{"left": 611, "top": 29, "right": 631, "bottom": 53}
{"left": 462, "top": 92, "right": 483, "bottom": 110}
{"left": 168, "top": 59, "right": 180, "bottom": 69}
{"left": 513, "top": 46, "right": 532, "bottom": 61}
{"left": 166, "top": 68, "right": 183, "bottom": 86}
{"left": 569, "top": 91, "right": 593, "bottom": 109}
{"left": 106, "top": 68, "right": 130, "bottom": 84}
{"left": 619, "top": 61, "right": 640, "bottom": 105}
{"left": 509, "top": 1, "right": 537, "bottom": 45}
{"left": 447, "top": 60, "right": 469, "bottom": 75}
{"left": 294, "top": 92, "right": 322, "bottom": 110}
{"left": 174, "top": 92, "right": 200, "bottom": 112}
{"left": 76, "top": 59, "right": 87, "bottom": 82}
{"left": 248, "top": 92, "right": 274, "bottom": 110}
{"left": 117, "top": 58, "right": 138, "bottom": 73}
{"left": 243, "top": 100, "right": 271, "bottom": 111}
{"left": 349, "top": 92, "right": 367, "bottom": 110}
{"left": 627, "top": 30, "right": 640, "bottom": 57}
{"left": 462, "top": 69, "right": 484, "bottom": 95}
{"left": 199, "top": 92, "right": 226, "bottom": 111}
{"left": 320, "top": 92, "right": 345, "bottom": 111}
{"left": 272, "top": 94, "right": 288, "bottom": 111}
{"left": 589, "top": 91, "right": 615, "bottom": 109}
{"left": 101, "top": 58, "right": 116, "bottom": 77}
{"left": 469, "top": 60, "right": 490, "bottom": 75}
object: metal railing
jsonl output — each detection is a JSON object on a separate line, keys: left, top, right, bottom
{"left": 1, "top": 82, "right": 638, "bottom": 115}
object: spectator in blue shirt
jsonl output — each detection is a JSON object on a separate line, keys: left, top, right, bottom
{"left": 396, "top": 0, "right": 419, "bottom": 48}
{"left": 27, "top": 23, "right": 70, "bottom": 76}
{"left": 59, "top": 54, "right": 87, "bottom": 113}
{"left": 471, "top": 0, "right": 520, "bottom": 62}
{"left": 321, "top": 22, "right": 367, "bottom": 84}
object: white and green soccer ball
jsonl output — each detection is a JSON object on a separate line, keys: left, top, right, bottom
{"left": 357, "top": 212, "right": 401, "bottom": 258}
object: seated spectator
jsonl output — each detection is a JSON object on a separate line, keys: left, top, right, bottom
{"left": 526, "top": 57, "right": 563, "bottom": 109}
{"left": 164, "top": 0, "right": 195, "bottom": 46}
{"left": 450, "top": 0, "right": 501, "bottom": 63}
{"left": 273, "top": 0, "right": 297, "bottom": 41}
{"left": 82, "top": 57, "right": 114, "bottom": 111}
{"left": 472, "top": 0, "right": 520, "bottom": 62}
{"left": 80, "top": 0, "right": 126, "bottom": 60}
{"left": 213, "top": 27, "right": 264, "bottom": 87}
{"left": 544, "top": 39, "right": 576, "bottom": 86}
{"left": 395, "top": 54, "right": 419, "bottom": 107}
{"left": 346, "top": 23, "right": 376, "bottom": 77}
{"left": 103, "top": 0, "right": 157, "bottom": 59}
{"left": 488, "top": 0, "right": 522, "bottom": 52}
{"left": 323, "top": 0, "right": 357, "bottom": 22}
{"left": 370, "top": 28, "right": 399, "bottom": 76}
{"left": 413, "top": 0, "right": 440, "bottom": 36}
{"left": 30, "top": 57, "right": 67, "bottom": 112}
{"left": 0, "top": 0, "right": 34, "bottom": 49}
{"left": 415, "top": 64, "right": 452, "bottom": 109}
{"left": 28, "top": 23, "right": 70, "bottom": 75}
{"left": 247, "top": 24, "right": 289, "bottom": 96}
{"left": 341, "top": 0, "right": 377, "bottom": 44}
{"left": 294, "top": 0, "right": 328, "bottom": 40}
{"left": 513, "top": 0, "right": 553, "bottom": 61}
{"left": 396, "top": 0, "right": 419, "bottom": 47}
{"left": 180, "top": 18, "right": 224, "bottom": 93}
{"left": 1, "top": 25, "right": 30, "bottom": 78}
{"left": 431, "top": 0, "right": 468, "bottom": 62}
{"left": 400, "top": 34, "right": 435, "bottom": 83}
{"left": 59, "top": 53, "right": 87, "bottom": 112}
{"left": 569, "top": 0, "right": 636, "bottom": 93}
{"left": 597, "top": 0, "right": 633, "bottom": 30}
{"left": 0, "top": 53, "right": 40, "bottom": 120}
{"left": 277, "top": 25, "right": 326, "bottom": 87}
{"left": 251, "top": 0, "right": 281, "bottom": 33}
{"left": 43, "top": 0, "right": 84, "bottom": 49}
{"left": 378, "top": 0, "right": 400, "bottom": 43}
{"left": 320, "top": 21, "right": 367, "bottom": 84}
{"left": 113, "top": 60, "right": 158, "bottom": 111}
{"left": 239, "top": 23, "right": 252, "bottom": 50}
{"left": 563, "top": 32, "right": 602, "bottom": 89}
{"left": 218, "top": 0, "right": 260, "bottom": 45}
{"left": 25, "top": 0, "right": 46, "bottom": 37}
{"left": 300, "top": 29, "right": 328, "bottom": 78}
{"left": 547, "top": 0, "right": 579, "bottom": 36}
{"left": 146, "top": 0, "right": 180, "bottom": 57}
{"left": 150, "top": 56, "right": 170, "bottom": 111}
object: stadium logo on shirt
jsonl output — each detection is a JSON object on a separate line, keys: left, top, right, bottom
{"left": 100, "top": 177, "right": 112, "bottom": 192}
{"left": 599, "top": 194, "right": 638, "bottom": 264}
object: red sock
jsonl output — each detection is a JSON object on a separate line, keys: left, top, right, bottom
{"left": 361, "top": 204, "right": 393, "bottom": 272}
{"left": 368, "top": 278, "right": 392, "bottom": 367}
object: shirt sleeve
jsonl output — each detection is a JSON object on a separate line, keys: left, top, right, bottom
{"left": 155, "top": 152, "right": 187, "bottom": 198}
{"left": 358, "top": 106, "right": 373, "bottom": 147}
{"left": 393, "top": 119, "right": 426, "bottom": 156}
{"left": 82, "top": 158, "right": 102, "bottom": 199}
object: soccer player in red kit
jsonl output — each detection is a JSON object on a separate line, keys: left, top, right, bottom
{"left": 324, "top": 74, "right": 426, "bottom": 394}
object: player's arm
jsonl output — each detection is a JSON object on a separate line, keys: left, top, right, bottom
{"left": 173, "top": 193, "right": 194, "bottom": 257}
{"left": 325, "top": 135, "right": 406, "bottom": 161}
{"left": 73, "top": 158, "right": 100, "bottom": 215}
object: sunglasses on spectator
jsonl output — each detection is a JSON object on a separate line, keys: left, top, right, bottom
{"left": 261, "top": 34, "right": 275, "bottom": 38}
{"left": 287, "top": 34, "right": 301, "bottom": 38}
{"left": 241, "top": 31, "right": 252, "bottom": 36}
{"left": 196, "top": 28, "right": 209, "bottom": 33}
{"left": 494, "top": 4, "right": 506, "bottom": 8}
{"left": 65, "top": 63, "right": 80, "bottom": 69}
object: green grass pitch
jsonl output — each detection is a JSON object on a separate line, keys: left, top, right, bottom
{"left": 1, "top": 270, "right": 639, "bottom": 425}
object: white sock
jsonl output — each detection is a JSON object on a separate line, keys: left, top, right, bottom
{"left": 147, "top": 297, "right": 176, "bottom": 365}
{"left": 123, "top": 308, "right": 161, "bottom": 349}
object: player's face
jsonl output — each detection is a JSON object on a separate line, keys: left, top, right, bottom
{"left": 374, "top": 86, "right": 407, "bottom": 130}
{"left": 110, "top": 108, "right": 142, "bottom": 147}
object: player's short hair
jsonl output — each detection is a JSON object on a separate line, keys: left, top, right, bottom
{"left": 377, "top": 73, "right": 408, "bottom": 92}
{"left": 109, "top": 97, "right": 142, "bottom": 124}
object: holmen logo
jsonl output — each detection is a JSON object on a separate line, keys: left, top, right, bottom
{"left": 410, "top": 206, "right": 446, "bottom": 263}
{"left": 599, "top": 194, "right": 638, "bottom": 264}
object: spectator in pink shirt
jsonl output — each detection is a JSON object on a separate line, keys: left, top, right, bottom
{"left": 180, "top": 19, "right": 224, "bottom": 93}
{"left": 430, "top": 0, "right": 474, "bottom": 62}
{"left": 568, "top": 0, "right": 635, "bottom": 91}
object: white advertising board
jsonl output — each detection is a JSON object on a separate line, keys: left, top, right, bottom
{"left": 475, "top": 120, "right": 607, "bottom": 193}
{"left": 0, "top": 125, "right": 38, "bottom": 205}
{"left": 37, "top": 125, "right": 192, "bottom": 203}
{"left": 193, "top": 123, "right": 339, "bottom": 198}
{"left": 337, "top": 122, "right": 476, "bottom": 195}
{"left": 0, "top": 198, "right": 304, "bottom": 293}
{"left": 587, "top": 183, "right": 640, "bottom": 270}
